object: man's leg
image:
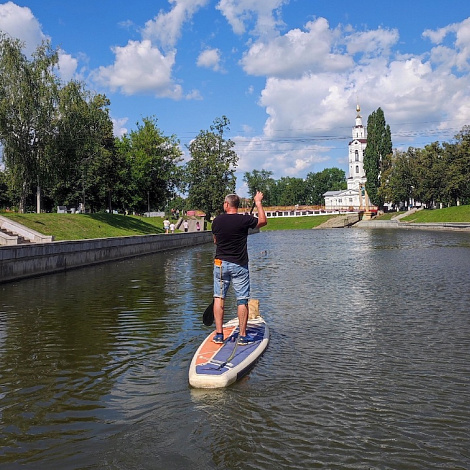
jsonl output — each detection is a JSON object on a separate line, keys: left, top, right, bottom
{"left": 214, "top": 297, "right": 225, "bottom": 334}
{"left": 237, "top": 302, "right": 248, "bottom": 337}
{"left": 231, "top": 264, "right": 250, "bottom": 337}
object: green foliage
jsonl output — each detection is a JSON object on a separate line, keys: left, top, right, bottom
{"left": 379, "top": 125, "right": 470, "bottom": 209}
{"left": 364, "top": 107, "right": 392, "bottom": 207}
{"left": 442, "top": 126, "right": 470, "bottom": 205}
{"left": 185, "top": 116, "right": 238, "bottom": 220}
{"left": 0, "top": 34, "right": 60, "bottom": 212}
{"left": 412, "top": 142, "right": 446, "bottom": 207}
{"left": 116, "top": 117, "right": 183, "bottom": 213}
{"left": 305, "top": 168, "right": 346, "bottom": 205}
{"left": 1, "top": 31, "right": 468, "bottom": 214}
{"left": 49, "top": 83, "right": 115, "bottom": 212}
{"left": 243, "top": 169, "right": 275, "bottom": 204}
{"left": 0, "top": 166, "right": 10, "bottom": 208}
{"left": 379, "top": 149, "right": 415, "bottom": 206}
{"left": 0, "top": 35, "right": 118, "bottom": 213}
{"left": 273, "top": 176, "right": 307, "bottom": 205}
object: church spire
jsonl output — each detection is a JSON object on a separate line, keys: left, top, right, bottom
{"left": 355, "top": 103, "right": 363, "bottom": 128}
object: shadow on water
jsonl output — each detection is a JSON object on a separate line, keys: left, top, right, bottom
{"left": 1, "top": 229, "right": 470, "bottom": 469}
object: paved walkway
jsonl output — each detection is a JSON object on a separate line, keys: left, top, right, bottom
{"left": 175, "top": 217, "right": 205, "bottom": 233}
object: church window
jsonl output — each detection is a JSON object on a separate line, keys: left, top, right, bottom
{"left": 356, "top": 165, "right": 359, "bottom": 173}
{"left": 355, "top": 150, "right": 359, "bottom": 161}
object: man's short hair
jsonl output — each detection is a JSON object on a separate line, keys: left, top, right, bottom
{"left": 225, "top": 193, "right": 240, "bottom": 208}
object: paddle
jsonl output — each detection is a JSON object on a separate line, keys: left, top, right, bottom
{"left": 202, "top": 196, "right": 257, "bottom": 326}
{"left": 202, "top": 299, "right": 215, "bottom": 326}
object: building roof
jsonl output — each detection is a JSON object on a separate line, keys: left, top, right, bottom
{"left": 323, "top": 190, "right": 343, "bottom": 196}
{"left": 349, "top": 139, "right": 367, "bottom": 145}
{"left": 323, "top": 189, "right": 360, "bottom": 197}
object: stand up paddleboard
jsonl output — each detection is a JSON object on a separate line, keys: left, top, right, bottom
{"left": 189, "top": 315, "right": 269, "bottom": 389}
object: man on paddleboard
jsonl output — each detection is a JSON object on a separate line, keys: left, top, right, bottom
{"left": 211, "top": 192, "right": 267, "bottom": 345}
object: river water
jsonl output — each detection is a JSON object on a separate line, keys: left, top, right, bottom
{"left": 1, "top": 228, "right": 469, "bottom": 469}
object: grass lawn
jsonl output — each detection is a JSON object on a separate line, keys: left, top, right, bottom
{"left": 400, "top": 205, "right": 470, "bottom": 223}
{"left": 0, "top": 213, "right": 167, "bottom": 241}
{"left": 376, "top": 211, "right": 406, "bottom": 220}
{"left": 1, "top": 206, "right": 469, "bottom": 240}
{"left": 260, "top": 214, "right": 336, "bottom": 231}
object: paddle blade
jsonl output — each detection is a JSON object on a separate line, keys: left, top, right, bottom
{"left": 202, "top": 300, "right": 214, "bottom": 326}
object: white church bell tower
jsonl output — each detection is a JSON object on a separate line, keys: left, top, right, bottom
{"left": 347, "top": 104, "right": 367, "bottom": 192}
{"left": 323, "top": 104, "right": 369, "bottom": 211}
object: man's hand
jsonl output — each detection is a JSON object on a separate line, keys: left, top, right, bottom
{"left": 254, "top": 191, "right": 264, "bottom": 205}
{"left": 253, "top": 191, "right": 267, "bottom": 228}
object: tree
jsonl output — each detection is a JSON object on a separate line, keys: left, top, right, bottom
{"left": 0, "top": 34, "right": 60, "bottom": 212}
{"left": 412, "top": 142, "right": 446, "bottom": 207}
{"left": 441, "top": 126, "right": 470, "bottom": 206}
{"left": 0, "top": 166, "right": 10, "bottom": 209}
{"left": 116, "top": 117, "right": 183, "bottom": 213}
{"left": 363, "top": 107, "right": 392, "bottom": 207}
{"left": 273, "top": 177, "right": 307, "bottom": 205}
{"left": 49, "top": 82, "right": 115, "bottom": 212}
{"left": 243, "top": 169, "right": 275, "bottom": 205}
{"left": 379, "top": 149, "right": 415, "bottom": 208}
{"left": 305, "top": 168, "right": 346, "bottom": 205}
{"left": 185, "top": 116, "right": 238, "bottom": 220}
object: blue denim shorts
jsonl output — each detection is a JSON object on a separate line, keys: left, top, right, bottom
{"left": 213, "top": 260, "right": 250, "bottom": 305}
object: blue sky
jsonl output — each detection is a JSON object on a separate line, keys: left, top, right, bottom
{"left": 1, "top": 0, "right": 470, "bottom": 196}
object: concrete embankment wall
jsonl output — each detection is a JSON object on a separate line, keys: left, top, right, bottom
{"left": 0, "top": 231, "right": 213, "bottom": 284}
{"left": 354, "top": 219, "right": 470, "bottom": 230}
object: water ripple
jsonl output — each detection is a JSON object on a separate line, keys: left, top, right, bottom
{"left": 1, "top": 230, "right": 470, "bottom": 468}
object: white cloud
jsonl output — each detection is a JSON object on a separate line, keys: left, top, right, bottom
{"left": 423, "top": 24, "right": 454, "bottom": 45}
{"left": 143, "top": 0, "right": 210, "bottom": 49}
{"left": 241, "top": 18, "right": 353, "bottom": 78}
{"left": 0, "top": 1, "right": 45, "bottom": 55}
{"left": 233, "top": 15, "right": 470, "bottom": 180}
{"left": 112, "top": 117, "right": 129, "bottom": 137}
{"left": 57, "top": 51, "right": 78, "bottom": 82}
{"left": 0, "top": 2, "right": 79, "bottom": 79}
{"left": 97, "top": 0, "right": 210, "bottom": 99}
{"left": 234, "top": 132, "right": 331, "bottom": 179}
{"left": 197, "top": 48, "right": 223, "bottom": 71}
{"left": 424, "top": 17, "right": 470, "bottom": 72}
{"left": 216, "top": 0, "right": 288, "bottom": 37}
{"left": 94, "top": 40, "right": 183, "bottom": 98}
{"left": 346, "top": 28, "right": 399, "bottom": 58}
{"left": 184, "top": 89, "right": 203, "bottom": 100}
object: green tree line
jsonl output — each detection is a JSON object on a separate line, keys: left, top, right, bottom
{"left": 363, "top": 106, "right": 470, "bottom": 209}
{"left": 380, "top": 126, "right": 470, "bottom": 209}
{"left": 0, "top": 34, "right": 347, "bottom": 219}
{"left": 1, "top": 36, "right": 469, "bottom": 219}
{"left": 0, "top": 35, "right": 184, "bottom": 214}
{"left": 243, "top": 168, "right": 347, "bottom": 207}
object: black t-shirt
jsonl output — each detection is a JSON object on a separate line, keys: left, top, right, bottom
{"left": 212, "top": 213, "right": 258, "bottom": 266}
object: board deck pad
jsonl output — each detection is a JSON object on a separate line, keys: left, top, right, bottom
{"left": 189, "top": 317, "right": 269, "bottom": 388}
{"left": 196, "top": 324, "right": 265, "bottom": 374}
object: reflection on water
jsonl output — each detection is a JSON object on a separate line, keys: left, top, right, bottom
{"left": 1, "top": 229, "right": 470, "bottom": 469}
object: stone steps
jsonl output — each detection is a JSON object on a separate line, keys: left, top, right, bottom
{"left": 315, "top": 214, "right": 361, "bottom": 229}
{"left": 0, "top": 227, "right": 31, "bottom": 244}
